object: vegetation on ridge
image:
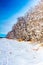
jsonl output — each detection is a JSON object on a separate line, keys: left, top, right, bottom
{"left": 6, "top": 0, "right": 43, "bottom": 43}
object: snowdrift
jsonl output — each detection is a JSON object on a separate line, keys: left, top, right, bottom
{"left": 0, "top": 38, "right": 43, "bottom": 65}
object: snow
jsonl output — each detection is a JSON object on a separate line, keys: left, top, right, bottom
{"left": 0, "top": 38, "right": 43, "bottom": 65}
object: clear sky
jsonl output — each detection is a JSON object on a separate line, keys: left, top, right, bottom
{"left": 0, "top": 0, "right": 39, "bottom": 37}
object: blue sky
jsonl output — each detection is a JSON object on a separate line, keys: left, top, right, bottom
{"left": 0, "top": 0, "right": 39, "bottom": 37}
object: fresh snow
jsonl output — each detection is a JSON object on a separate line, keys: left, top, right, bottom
{"left": 0, "top": 38, "right": 43, "bottom": 65}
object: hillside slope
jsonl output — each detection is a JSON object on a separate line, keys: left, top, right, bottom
{"left": 6, "top": 0, "right": 43, "bottom": 43}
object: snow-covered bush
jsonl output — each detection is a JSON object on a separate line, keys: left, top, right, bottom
{"left": 6, "top": 0, "right": 43, "bottom": 42}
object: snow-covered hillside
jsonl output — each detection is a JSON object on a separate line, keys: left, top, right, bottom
{"left": 0, "top": 38, "right": 43, "bottom": 65}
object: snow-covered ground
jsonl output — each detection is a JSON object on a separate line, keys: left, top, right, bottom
{"left": 0, "top": 38, "right": 43, "bottom": 65}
